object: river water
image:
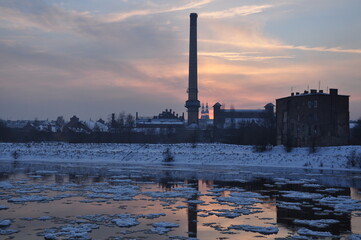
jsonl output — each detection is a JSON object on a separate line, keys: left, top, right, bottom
{"left": 0, "top": 161, "right": 360, "bottom": 239}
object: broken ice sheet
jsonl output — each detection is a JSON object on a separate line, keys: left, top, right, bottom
{"left": 228, "top": 224, "right": 279, "bottom": 235}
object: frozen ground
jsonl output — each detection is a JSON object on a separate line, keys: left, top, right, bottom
{"left": 1, "top": 142, "right": 361, "bottom": 171}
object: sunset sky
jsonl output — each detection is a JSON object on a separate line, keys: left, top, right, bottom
{"left": 1, "top": 0, "right": 361, "bottom": 121}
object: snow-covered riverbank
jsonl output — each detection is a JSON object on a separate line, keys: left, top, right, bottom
{"left": 0, "top": 142, "right": 361, "bottom": 171}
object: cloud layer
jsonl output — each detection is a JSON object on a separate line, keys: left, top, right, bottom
{"left": 0, "top": 0, "right": 361, "bottom": 120}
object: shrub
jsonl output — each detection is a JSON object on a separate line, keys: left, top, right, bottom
{"left": 162, "top": 148, "right": 174, "bottom": 162}
{"left": 346, "top": 150, "right": 361, "bottom": 168}
{"left": 253, "top": 144, "right": 273, "bottom": 153}
{"left": 11, "top": 150, "right": 20, "bottom": 160}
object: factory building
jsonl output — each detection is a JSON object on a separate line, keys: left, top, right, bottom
{"left": 276, "top": 89, "right": 349, "bottom": 147}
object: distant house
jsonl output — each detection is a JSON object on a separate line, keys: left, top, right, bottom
{"left": 84, "top": 119, "right": 109, "bottom": 132}
{"left": 213, "top": 103, "right": 274, "bottom": 129}
{"left": 62, "top": 116, "right": 92, "bottom": 134}
{"left": 135, "top": 109, "right": 185, "bottom": 134}
{"left": 276, "top": 89, "right": 349, "bottom": 147}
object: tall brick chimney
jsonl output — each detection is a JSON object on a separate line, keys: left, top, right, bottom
{"left": 185, "top": 13, "right": 200, "bottom": 126}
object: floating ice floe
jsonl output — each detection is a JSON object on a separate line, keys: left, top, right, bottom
{"left": 348, "top": 234, "right": 361, "bottom": 240}
{"left": 318, "top": 196, "right": 361, "bottom": 213}
{"left": 281, "top": 191, "right": 323, "bottom": 200}
{"left": 297, "top": 227, "right": 333, "bottom": 237}
{"left": 151, "top": 221, "right": 180, "bottom": 235}
{"left": 0, "top": 182, "right": 13, "bottom": 189}
{"left": 112, "top": 215, "right": 140, "bottom": 227}
{"left": 144, "top": 213, "right": 166, "bottom": 219}
{"left": 35, "top": 170, "right": 58, "bottom": 175}
{"left": 153, "top": 222, "right": 180, "bottom": 228}
{"left": 294, "top": 219, "right": 339, "bottom": 228}
{"left": 277, "top": 201, "right": 302, "bottom": 211}
{"left": 184, "top": 200, "right": 205, "bottom": 204}
{"left": 8, "top": 195, "right": 52, "bottom": 203}
{"left": 0, "top": 219, "right": 12, "bottom": 227}
{"left": 228, "top": 224, "right": 279, "bottom": 235}
{"left": 38, "top": 216, "right": 54, "bottom": 221}
{"left": 0, "top": 205, "right": 8, "bottom": 210}
{"left": 43, "top": 224, "right": 98, "bottom": 240}
{"left": 320, "top": 188, "right": 343, "bottom": 193}
{"left": 0, "top": 229, "right": 18, "bottom": 235}
{"left": 216, "top": 191, "right": 262, "bottom": 206}
{"left": 143, "top": 191, "right": 185, "bottom": 199}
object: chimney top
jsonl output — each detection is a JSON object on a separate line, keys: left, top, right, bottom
{"left": 190, "top": 13, "right": 198, "bottom": 18}
{"left": 330, "top": 88, "right": 338, "bottom": 95}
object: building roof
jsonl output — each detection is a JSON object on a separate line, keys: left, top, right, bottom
{"left": 276, "top": 89, "right": 349, "bottom": 101}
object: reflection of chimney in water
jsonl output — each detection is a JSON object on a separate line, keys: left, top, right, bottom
{"left": 186, "top": 179, "right": 198, "bottom": 238}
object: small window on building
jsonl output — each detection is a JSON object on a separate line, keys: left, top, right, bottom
{"left": 308, "top": 101, "right": 313, "bottom": 108}
{"left": 314, "top": 100, "right": 318, "bottom": 108}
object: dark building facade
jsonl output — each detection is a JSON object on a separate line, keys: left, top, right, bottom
{"left": 276, "top": 89, "right": 349, "bottom": 147}
{"left": 213, "top": 102, "right": 274, "bottom": 129}
{"left": 135, "top": 109, "right": 185, "bottom": 129}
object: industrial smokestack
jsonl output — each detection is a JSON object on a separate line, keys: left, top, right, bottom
{"left": 185, "top": 13, "right": 200, "bottom": 125}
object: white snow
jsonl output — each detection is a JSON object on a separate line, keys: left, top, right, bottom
{"left": 1, "top": 142, "right": 361, "bottom": 171}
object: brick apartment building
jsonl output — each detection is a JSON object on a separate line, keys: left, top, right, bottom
{"left": 276, "top": 89, "right": 349, "bottom": 147}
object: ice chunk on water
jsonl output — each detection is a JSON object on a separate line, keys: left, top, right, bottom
{"left": 0, "top": 229, "right": 18, "bottom": 235}
{"left": 112, "top": 215, "right": 139, "bottom": 227}
{"left": 8, "top": 195, "right": 51, "bottom": 203}
{"left": 153, "top": 222, "right": 180, "bottom": 228}
{"left": 228, "top": 224, "right": 279, "bottom": 235}
{"left": 294, "top": 219, "right": 339, "bottom": 228}
{"left": 0, "top": 219, "right": 11, "bottom": 227}
{"left": 282, "top": 191, "right": 323, "bottom": 200}
{"left": 297, "top": 227, "right": 333, "bottom": 237}
{"left": 0, "top": 205, "right": 8, "bottom": 210}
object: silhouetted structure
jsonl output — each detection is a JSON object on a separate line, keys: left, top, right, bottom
{"left": 136, "top": 109, "right": 185, "bottom": 129}
{"left": 213, "top": 102, "right": 274, "bottom": 129}
{"left": 185, "top": 13, "right": 200, "bottom": 126}
{"left": 276, "top": 89, "right": 349, "bottom": 147}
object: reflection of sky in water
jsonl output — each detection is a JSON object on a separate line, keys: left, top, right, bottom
{"left": 0, "top": 165, "right": 360, "bottom": 239}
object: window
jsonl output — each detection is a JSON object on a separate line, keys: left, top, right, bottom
{"left": 308, "top": 101, "right": 313, "bottom": 108}
{"left": 314, "top": 100, "right": 318, "bottom": 108}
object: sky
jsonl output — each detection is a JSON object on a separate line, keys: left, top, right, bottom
{"left": 0, "top": 0, "right": 361, "bottom": 121}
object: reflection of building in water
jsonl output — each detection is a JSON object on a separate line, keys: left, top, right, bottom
{"left": 213, "top": 178, "right": 352, "bottom": 236}
{"left": 276, "top": 186, "right": 351, "bottom": 235}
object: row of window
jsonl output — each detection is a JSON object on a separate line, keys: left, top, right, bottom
{"left": 308, "top": 100, "right": 318, "bottom": 108}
